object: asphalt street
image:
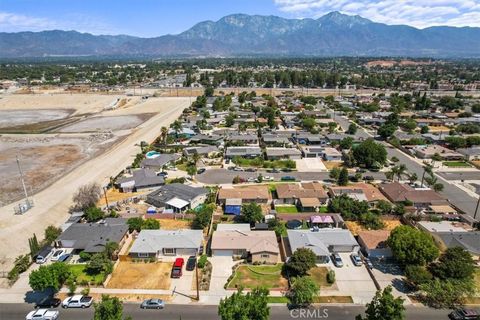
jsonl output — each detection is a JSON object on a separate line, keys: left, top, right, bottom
{"left": 0, "top": 303, "right": 452, "bottom": 320}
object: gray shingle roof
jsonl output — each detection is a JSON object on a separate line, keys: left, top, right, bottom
{"left": 287, "top": 229, "right": 358, "bottom": 257}
{"left": 146, "top": 183, "right": 208, "bottom": 208}
{"left": 129, "top": 229, "right": 203, "bottom": 254}
{"left": 117, "top": 168, "right": 164, "bottom": 188}
{"left": 141, "top": 154, "right": 180, "bottom": 168}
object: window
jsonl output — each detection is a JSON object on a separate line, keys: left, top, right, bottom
{"left": 261, "top": 254, "right": 270, "bottom": 258}
{"left": 233, "top": 249, "right": 245, "bottom": 256}
{"left": 138, "top": 252, "right": 149, "bottom": 258}
{"left": 163, "top": 248, "right": 176, "bottom": 255}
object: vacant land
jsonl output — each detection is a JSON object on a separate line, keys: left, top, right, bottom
{"left": 0, "top": 109, "right": 74, "bottom": 129}
{"left": 58, "top": 114, "right": 151, "bottom": 133}
{"left": 106, "top": 261, "right": 172, "bottom": 289}
{"left": 228, "top": 264, "right": 288, "bottom": 290}
{"left": 158, "top": 219, "right": 192, "bottom": 230}
{"left": 345, "top": 219, "right": 402, "bottom": 236}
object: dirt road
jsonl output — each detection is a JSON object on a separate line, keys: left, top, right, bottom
{"left": 0, "top": 97, "right": 189, "bottom": 275}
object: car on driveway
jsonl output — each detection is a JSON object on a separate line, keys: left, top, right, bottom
{"left": 35, "top": 296, "right": 61, "bottom": 309}
{"left": 26, "top": 309, "right": 59, "bottom": 320}
{"left": 140, "top": 299, "right": 165, "bottom": 310}
{"left": 171, "top": 257, "right": 184, "bottom": 278}
{"left": 186, "top": 256, "right": 197, "bottom": 271}
{"left": 50, "top": 249, "right": 66, "bottom": 262}
{"left": 57, "top": 254, "right": 71, "bottom": 263}
{"left": 364, "top": 257, "right": 374, "bottom": 269}
{"left": 350, "top": 253, "right": 363, "bottom": 266}
{"left": 197, "top": 168, "right": 206, "bottom": 174}
{"left": 331, "top": 253, "right": 343, "bottom": 267}
{"left": 449, "top": 308, "right": 480, "bottom": 320}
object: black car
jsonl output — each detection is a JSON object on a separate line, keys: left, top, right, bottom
{"left": 186, "top": 256, "right": 197, "bottom": 271}
{"left": 245, "top": 168, "right": 257, "bottom": 172}
{"left": 197, "top": 168, "right": 206, "bottom": 174}
{"left": 35, "top": 296, "right": 61, "bottom": 308}
{"left": 363, "top": 176, "right": 374, "bottom": 181}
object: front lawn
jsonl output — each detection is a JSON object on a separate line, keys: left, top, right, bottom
{"left": 233, "top": 157, "right": 296, "bottom": 169}
{"left": 267, "top": 296, "right": 289, "bottom": 303}
{"left": 227, "top": 264, "right": 288, "bottom": 290}
{"left": 69, "top": 264, "right": 105, "bottom": 286}
{"left": 443, "top": 161, "right": 472, "bottom": 168}
{"left": 275, "top": 205, "right": 299, "bottom": 214}
{"left": 307, "top": 267, "right": 333, "bottom": 287}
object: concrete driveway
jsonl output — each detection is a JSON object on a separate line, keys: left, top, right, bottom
{"left": 371, "top": 259, "right": 410, "bottom": 301}
{"left": 200, "top": 256, "right": 237, "bottom": 304}
{"left": 325, "top": 253, "right": 377, "bottom": 304}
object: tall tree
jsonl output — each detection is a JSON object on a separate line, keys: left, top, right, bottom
{"left": 387, "top": 226, "right": 439, "bottom": 266}
{"left": 241, "top": 203, "right": 263, "bottom": 224}
{"left": 356, "top": 286, "right": 405, "bottom": 320}
{"left": 283, "top": 248, "right": 316, "bottom": 277}
{"left": 287, "top": 276, "right": 319, "bottom": 307}
{"left": 218, "top": 287, "right": 269, "bottom": 320}
{"left": 93, "top": 295, "right": 124, "bottom": 320}
{"left": 337, "top": 167, "right": 349, "bottom": 186}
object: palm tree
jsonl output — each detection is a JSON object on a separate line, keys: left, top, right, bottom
{"left": 160, "top": 126, "right": 168, "bottom": 145}
{"left": 421, "top": 164, "right": 433, "bottom": 186}
{"left": 395, "top": 164, "right": 407, "bottom": 181}
{"left": 431, "top": 153, "right": 443, "bottom": 167}
{"left": 385, "top": 170, "right": 395, "bottom": 182}
{"left": 408, "top": 173, "right": 418, "bottom": 184}
{"left": 171, "top": 120, "right": 182, "bottom": 139}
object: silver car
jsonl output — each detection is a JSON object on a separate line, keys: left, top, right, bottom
{"left": 140, "top": 299, "right": 165, "bottom": 309}
{"left": 331, "top": 253, "right": 343, "bottom": 268}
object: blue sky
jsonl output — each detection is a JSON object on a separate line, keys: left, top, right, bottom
{"left": 1, "top": 0, "right": 480, "bottom": 36}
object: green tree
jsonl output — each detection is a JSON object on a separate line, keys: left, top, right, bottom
{"left": 193, "top": 205, "right": 213, "bottom": 229}
{"left": 420, "top": 278, "right": 475, "bottom": 308}
{"left": 187, "top": 164, "right": 197, "bottom": 178}
{"left": 104, "top": 242, "right": 119, "bottom": 260}
{"left": 218, "top": 287, "right": 269, "bottom": 320}
{"left": 376, "top": 200, "right": 392, "bottom": 215}
{"left": 29, "top": 262, "right": 71, "bottom": 292}
{"left": 84, "top": 206, "right": 105, "bottom": 222}
{"left": 204, "top": 86, "right": 214, "bottom": 97}
{"left": 302, "top": 117, "right": 316, "bottom": 132}
{"left": 377, "top": 124, "right": 397, "bottom": 140}
{"left": 347, "top": 123, "right": 358, "bottom": 135}
{"left": 142, "top": 218, "right": 160, "bottom": 230}
{"left": 93, "top": 295, "right": 124, "bottom": 320}
{"left": 86, "top": 253, "right": 112, "bottom": 275}
{"left": 337, "top": 167, "right": 349, "bottom": 186}
{"left": 431, "top": 247, "right": 475, "bottom": 280}
{"left": 356, "top": 286, "right": 405, "bottom": 320}
{"left": 404, "top": 265, "right": 433, "bottom": 289}
{"left": 126, "top": 217, "right": 143, "bottom": 232}
{"left": 283, "top": 248, "right": 316, "bottom": 277}
{"left": 339, "top": 137, "right": 354, "bottom": 150}
{"left": 387, "top": 226, "right": 439, "bottom": 266}
{"left": 329, "top": 167, "right": 341, "bottom": 180}
{"left": 352, "top": 139, "right": 387, "bottom": 169}
{"left": 241, "top": 203, "right": 263, "bottom": 224}
{"left": 44, "top": 225, "right": 62, "bottom": 244}
{"left": 420, "top": 126, "right": 429, "bottom": 134}
{"left": 287, "top": 276, "right": 319, "bottom": 307}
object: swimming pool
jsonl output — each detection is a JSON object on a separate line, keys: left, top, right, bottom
{"left": 145, "top": 151, "right": 161, "bottom": 159}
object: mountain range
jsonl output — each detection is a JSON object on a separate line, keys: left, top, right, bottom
{"left": 2, "top": 12, "right": 480, "bottom": 58}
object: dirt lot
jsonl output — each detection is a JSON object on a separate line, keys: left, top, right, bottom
{"left": 158, "top": 219, "right": 192, "bottom": 230}
{"left": 0, "top": 133, "right": 118, "bottom": 206}
{"left": 58, "top": 114, "right": 152, "bottom": 133}
{"left": 0, "top": 109, "right": 74, "bottom": 129}
{"left": 106, "top": 261, "right": 172, "bottom": 290}
{"left": 345, "top": 219, "right": 402, "bottom": 236}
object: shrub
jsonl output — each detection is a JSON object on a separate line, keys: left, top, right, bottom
{"left": 327, "top": 270, "right": 336, "bottom": 284}
{"left": 81, "top": 287, "right": 90, "bottom": 296}
{"left": 198, "top": 255, "right": 208, "bottom": 269}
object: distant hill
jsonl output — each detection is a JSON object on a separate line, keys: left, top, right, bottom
{"left": 2, "top": 12, "right": 480, "bottom": 58}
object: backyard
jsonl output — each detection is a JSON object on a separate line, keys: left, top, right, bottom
{"left": 106, "top": 261, "right": 172, "bottom": 289}
{"left": 227, "top": 264, "right": 288, "bottom": 290}
{"left": 275, "top": 205, "right": 299, "bottom": 214}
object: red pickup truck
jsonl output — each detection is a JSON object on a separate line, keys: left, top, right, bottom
{"left": 171, "top": 258, "right": 184, "bottom": 278}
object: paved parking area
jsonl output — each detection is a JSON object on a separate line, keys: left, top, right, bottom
{"left": 371, "top": 260, "right": 410, "bottom": 300}
{"left": 324, "top": 253, "right": 377, "bottom": 304}
{"left": 200, "top": 256, "right": 237, "bottom": 304}
{"left": 295, "top": 158, "right": 327, "bottom": 172}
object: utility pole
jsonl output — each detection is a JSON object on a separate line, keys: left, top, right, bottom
{"left": 16, "top": 155, "right": 30, "bottom": 204}
{"left": 474, "top": 196, "right": 480, "bottom": 221}
{"left": 195, "top": 262, "right": 200, "bottom": 301}
{"left": 103, "top": 186, "right": 109, "bottom": 210}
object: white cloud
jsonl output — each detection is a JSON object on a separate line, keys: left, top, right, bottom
{"left": 273, "top": 0, "right": 480, "bottom": 28}
{"left": 0, "top": 11, "right": 118, "bottom": 34}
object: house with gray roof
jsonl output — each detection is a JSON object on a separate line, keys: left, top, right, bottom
{"left": 146, "top": 183, "right": 208, "bottom": 213}
{"left": 141, "top": 154, "right": 180, "bottom": 171}
{"left": 262, "top": 134, "right": 291, "bottom": 147}
{"left": 56, "top": 218, "right": 128, "bottom": 254}
{"left": 457, "top": 147, "right": 480, "bottom": 160}
{"left": 129, "top": 229, "right": 203, "bottom": 258}
{"left": 225, "top": 146, "right": 262, "bottom": 159}
{"left": 265, "top": 147, "right": 301, "bottom": 160}
{"left": 287, "top": 229, "right": 359, "bottom": 263}
{"left": 227, "top": 134, "right": 259, "bottom": 145}
{"left": 434, "top": 232, "right": 480, "bottom": 257}
{"left": 115, "top": 168, "right": 164, "bottom": 192}
{"left": 189, "top": 134, "right": 224, "bottom": 145}
{"left": 183, "top": 145, "right": 219, "bottom": 157}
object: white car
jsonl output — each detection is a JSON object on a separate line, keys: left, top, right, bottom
{"left": 50, "top": 249, "right": 66, "bottom": 262}
{"left": 62, "top": 295, "right": 93, "bottom": 308}
{"left": 247, "top": 177, "right": 256, "bottom": 183}
{"left": 263, "top": 176, "right": 274, "bottom": 181}
{"left": 233, "top": 167, "right": 244, "bottom": 172}
{"left": 26, "top": 309, "right": 59, "bottom": 320}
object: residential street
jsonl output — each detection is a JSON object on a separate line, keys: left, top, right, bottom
{"left": 0, "top": 303, "right": 451, "bottom": 320}
{"left": 330, "top": 111, "right": 480, "bottom": 218}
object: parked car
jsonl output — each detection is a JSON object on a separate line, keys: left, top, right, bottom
{"left": 62, "top": 295, "right": 93, "bottom": 308}
{"left": 35, "top": 246, "right": 53, "bottom": 264}
{"left": 140, "top": 299, "right": 165, "bottom": 310}
{"left": 26, "top": 309, "right": 59, "bottom": 320}
{"left": 247, "top": 177, "right": 256, "bottom": 183}
{"left": 363, "top": 176, "right": 374, "bottom": 181}
{"left": 331, "top": 253, "right": 344, "bottom": 268}
{"left": 263, "top": 176, "right": 274, "bottom": 181}
{"left": 449, "top": 309, "right": 480, "bottom": 320}
{"left": 186, "top": 256, "right": 197, "bottom": 271}
{"left": 50, "top": 249, "right": 66, "bottom": 262}
{"left": 157, "top": 171, "right": 168, "bottom": 177}
{"left": 171, "top": 258, "right": 184, "bottom": 278}
{"left": 364, "top": 257, "right": 374, "bottom": 269}
{"left": 281, "top": 168, "right": 292, "bottom": 172}
{"left": 356, "top": 168, "right": 367, "bottom": 173}
{"left": 225, "top": 159, "right": 230, "bottom": 164}
{"left": 35, "top": 296, "right": 61, "bottom": 309}
{"left": 197, "top": 168, "right": 206, "bottom": 174}
{"left": 233, "top": 167, "right": 244, "bottom": 172}
{"left": 350, "top": 253, "right": 363, "bottom": 266}
{"left": 245, "top": 168, "right": 257, "bottom": 172}
{"left": 57, "top": 254, "right": 71, "bottom": 263}
{"left": 269, "top": 168, "right": 280, "bottom": 173}
{"left": 280, "top": 176, "right": 296, "bottom": 181}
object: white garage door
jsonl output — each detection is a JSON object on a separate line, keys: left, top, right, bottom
{"left": 213, "top": 250, "right": 233, "bottom": 257}
{"left": 176, "top": 248, "right": 197, "bottom": 256}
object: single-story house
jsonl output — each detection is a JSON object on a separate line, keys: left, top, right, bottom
{"left": 357, "top": 230, "right": 392, "bottom": 258}
{"left": 287, "top": 229, "right": 359, "bottom": 263}
{"left": 379, "top": 182, "right": 448, "bottom": 209}
{"left": 216, "top": 223, "right": 251, "bottom": 232}
{"left": 322, "top": 147, "right": 342, "bottom": 161}
{"left": 301, "top": 146, "right": 325, "bottom": 158}
{"left": 262, "top": 134, "right": 291, "bottom": 147}
{"left": 115, "top": 168, "right": 164, "bottom": 192}
{"left": 225, "top": 147, "right": 262, "bottom": 159}
{"left": 129, "top": 229, "right": 203, "bottom": 258}
{"left": 412, "top": 145, "right": 463, "bottom": 160}
{"left": 275, "top": 182, "right": 328, "bottom": 209}
{"left": 457, "top": 147, "right": 480, "bottom": 161}
{"left": 265, "top": 147, "right": 302, "bottom": 160}
{"left": 227, "top": 134, "right": 259, "bottom": 145}
{"left": 218, "top": 186, "right": 271, "bottom": 205}
{"left": 183, "top": 145, "right": 219, "bottom": 157}
{"left": 329, "top": 183, "right": 388, "bottom": 205}
{"left": 211, "top": 230, "right": 280, "bottom": 264}
{"left": 141, "top": 154, "right": 180, "bottom": 171}
{"left": 189, "top": 134, "right": 224, "bottom": 145}
{"left": 56, "top": 218, "right": 128, "bottom": 254}
{"left": 434, "top": 232, "right": 480, "bottom": 257}
{"left": 146, "top": 183, "right": 208, "bottom": 213}
{"left": 293, "top": 132, "right": 326, "bottom": 145}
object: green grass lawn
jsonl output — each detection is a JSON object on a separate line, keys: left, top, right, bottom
{"left": 267, "top": 296, "right": 289, "bottom": 303}
{"left": 318, "top": 206, "right": 329, "bottom": 213}
{"left": 176, "top": 163, "right": 188, "bottom": 171}
{"left": 313, "top": 296, "right": 353, "bottom": 303}
{"left": 69, "top": 264, "right": 105, "bottom": 285}
{"left": 443, "top": 161, "right": 472, "bottom": 167}
{"left": 275, "top": 205, "right": 299, "bottom": 214}
{"left": 228, "top": 264, "right": 288, "bottom": 290}
{"left": 307, "top": 267, "right": 333, "bottom": 287}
